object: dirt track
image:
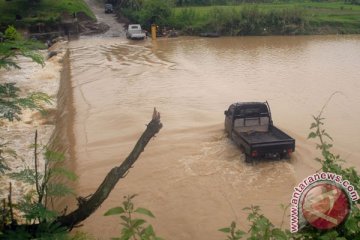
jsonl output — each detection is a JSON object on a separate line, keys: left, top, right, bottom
{"left": 84, "top": 0, "right": 126, "bottom": 38}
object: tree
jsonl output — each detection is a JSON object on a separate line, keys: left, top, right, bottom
{"left": 139, "top": 0, "right": 173, "bottom": 29}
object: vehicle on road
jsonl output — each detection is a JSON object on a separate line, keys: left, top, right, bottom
{"left": 224, "top": 102, "right": 295, "bottom": 162}
{"left": 126, "top": 24, "right": 146, "bottom": 40}
{"left": 104, "top": 4, "right": 113, "bottom": 14}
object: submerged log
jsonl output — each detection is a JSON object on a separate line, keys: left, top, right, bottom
{"left": 57, "top": 108, "right": 162, "bottom": 229}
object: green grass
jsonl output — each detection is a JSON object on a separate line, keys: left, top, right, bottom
{"left": 172, "top": 2, "right": 360, "bottom": 33}
{"left": 173, "top": 2, "right": 360, "bottom": 13}
{"left": 0, "top": 0, "right": 95, "bottom": 28}
{"left": 304, "top": 2, "right": 360, "bottom": 23}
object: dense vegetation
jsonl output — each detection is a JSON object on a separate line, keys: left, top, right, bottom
{"left": 172, "top": 6, "right": 307, "bottom": 35}
{"left": 173, "top": 0, "right": 360, "bottom": 5}
{"left": 116, "top": 0, "right": 360, "bottom": 35}
{"left": 0, "top": 0, "right": 95, "bottom": 31}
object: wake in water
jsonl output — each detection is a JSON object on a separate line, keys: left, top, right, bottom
{"left": 178, "top": 130, "right": 295, "bottom": 191}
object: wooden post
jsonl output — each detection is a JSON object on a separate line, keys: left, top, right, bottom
{"left": 151, "top": 24, "right": 157, "bottom": 40}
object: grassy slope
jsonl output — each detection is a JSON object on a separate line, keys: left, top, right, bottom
{"left": 173, "top": 2, "right": 360, "bottom": 33}
{"left": 0, "top": 0, "right": 95, "bottom": 27}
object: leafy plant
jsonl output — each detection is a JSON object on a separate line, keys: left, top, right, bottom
{"left": 4, "top": 26, "right": 22, "bottom": 41}
{"left": 0, "top": 83, "right": 52, "bottom": 122}
{"left": 0, "top": 27, "right": 52, "bottom": 123}
{"left": 0, "top": 25, "right": 82, "bottom": 239}
{"left": 9, "top": 131, "right": 77, "bottom": 207}
{"left": 0, "top": 139, "right": 14, "bottom": 174}
{"left": 219, "top": 221, "right": 245, "bottom": 240}
{"left": 306, "top": 94, "right": 360, "bottom": 239}
{"left": 1, "top": 26, "right": 45, "bottom": 70}
{"left": 0, "top": 27, "right": 51, "bottom": 128}
{"left": 219, "top": 205, "right": 289, "bottom": 240}
{"left": 1, "top": 131, "right": 77, "bottom": 238}
{"left": 104, "top": 194, "right": 163, "bottom": 240}
{"left": 247, "top": 205, "right": 289, "bottom": 240}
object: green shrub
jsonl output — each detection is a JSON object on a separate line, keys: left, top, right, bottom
{"left": 104, "top": 194, "right": 163, "bottom": 240}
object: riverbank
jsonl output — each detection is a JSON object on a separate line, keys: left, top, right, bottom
{"left": 0, "top": 0, "right": 110, "bottom": 40}
{"left": 120, "top": 2, "right": 360, "bottom": 36}
{"left": 0, "top": 41, "right": 68, "bottom": 202}
{"left": 177, "top": 3, "right": 360, "bottom": 35}
{"left": 0, "top": 0, "right": 95, "bottom": 29}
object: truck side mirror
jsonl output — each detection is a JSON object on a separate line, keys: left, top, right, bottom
{"left": 224, "top": 110, "right": 228, "bottom": 115}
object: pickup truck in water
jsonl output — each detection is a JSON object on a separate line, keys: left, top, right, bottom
{"left": 126, "top": 24, "right": 146, "bottom": 40}
{"left": 224, "top": 102, "right": 295, "bottom": 162}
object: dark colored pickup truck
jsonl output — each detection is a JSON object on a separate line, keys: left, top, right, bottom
{"left": 224, "top": 102, "right": 295, "bottom": 162}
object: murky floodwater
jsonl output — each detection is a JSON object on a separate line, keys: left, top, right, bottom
{"left": 63, "top": 35, "right": 360, "bottom": 240}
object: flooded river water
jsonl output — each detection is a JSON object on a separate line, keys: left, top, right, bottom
{"left": 64, "top": 35, "right": 360, "bottom": 239}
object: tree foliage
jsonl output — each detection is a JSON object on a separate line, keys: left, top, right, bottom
{"left": 0, "top": 26, "right": 45, "bottom": 70}
{"left": 0, "top": 139, "right": 14, "bottom": 175}
{"left": 0, "top": 26, "right": 51, "bottom": 123}
{"left": 0, "top": 26, "right": 62, "bottom": 238}
{"left": 139, "top": 0, "right": 173, "bottom": 28}
{"left": 119, "top": 0, "right": 173, "bottom": 30}
{"left": 1, "top": 131, "right": 77, "bottom": 238}
{"left": 0, "top": 26, "right": 51, "bottom": 198}
{"left": 0, "top": 83, "right": 52, "bottom": 122}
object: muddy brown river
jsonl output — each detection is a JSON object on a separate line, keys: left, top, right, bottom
{"left": 62, "top": 35, "right": 360, "bottom": 239}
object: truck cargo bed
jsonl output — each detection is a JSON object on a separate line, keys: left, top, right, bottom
{"left": 235, "top": 126, "right": 292, "bottom": 145}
